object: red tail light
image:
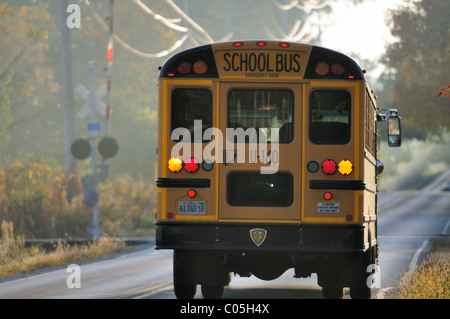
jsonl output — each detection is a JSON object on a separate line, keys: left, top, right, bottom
{"left": 184, "top": 157, "right": 199, "bottom": 173}
{"left": 322, "top": 159, "right": 337, "bottom": 175}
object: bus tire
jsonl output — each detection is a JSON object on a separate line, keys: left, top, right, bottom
{"left": 350, "top": 286, "right": 371, "bottom": 299}
{"left": 174, "top": 283, "right": 197, "bottom": 299}
{"left": 322, "top": 286, "right": 344, "bottom": 299}
{"left": 201, "top": 284, "right": 224, "bottom": 299}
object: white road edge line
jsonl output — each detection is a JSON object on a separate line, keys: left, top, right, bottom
{"left": 441, "top": 219, "right": 450, "bottom": 235}
{"left": 408, "top": 239, "right": 429, "bottom": 275}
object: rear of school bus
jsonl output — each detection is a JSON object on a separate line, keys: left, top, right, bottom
{"left": 155, "top": 41, "right": 378, "bottom": 299}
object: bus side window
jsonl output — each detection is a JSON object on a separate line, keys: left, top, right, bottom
{"left": 171, "top": 88, "right": 212, "bottom": 142}
{"left": 309, "top": 90, "right": 351, "bottom": 144}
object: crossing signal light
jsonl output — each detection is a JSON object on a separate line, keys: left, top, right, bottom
{"left": 71, "top": 138, "right": 91, "bottom": 160}
{"left": 98, "top": 136, "right": 119, "bottom": 158}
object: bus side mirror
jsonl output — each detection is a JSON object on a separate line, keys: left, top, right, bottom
{"left": 376, "top": 159, "right": 384, "bottom": 175}
{"left": 388, "top": 116, "right": 402, "bottom": 147}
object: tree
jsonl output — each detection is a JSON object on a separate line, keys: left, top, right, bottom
{"left": 0, "top": 3, "right": 60, "bottom": 162}
{"left": 384, "top": 0, "right": 450, "bottom": 138}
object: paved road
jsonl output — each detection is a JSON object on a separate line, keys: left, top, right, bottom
{"left": 0, "top": 175, "right": 448, "bottom": 299}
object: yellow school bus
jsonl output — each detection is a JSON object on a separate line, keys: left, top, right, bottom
{"left": 155, "top": 41, "right": 402, "bottom": 299}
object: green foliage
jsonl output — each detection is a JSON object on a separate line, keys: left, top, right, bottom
{"left": 0, "top": 160, "right": 156, "bottom": 239}
{"left": 0, "top": 160, "right": 89, "bottom": 238}
{"left": 384, "top": 0, "right": 450, "bottom": 137}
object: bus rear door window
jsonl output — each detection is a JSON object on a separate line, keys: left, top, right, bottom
{"left": 171, "top": 88, "right": 212, "bottom": 142}
{"left": 228, "top": 89, "right": 294, "bottom": 143}
{"left": 309, "top": 90, "right": 351, "bottom": 144}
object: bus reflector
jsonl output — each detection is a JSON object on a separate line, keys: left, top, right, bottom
{"left": 338, "top": 160, "right": 353, "bottom": 175}
{"left": 184, "top": 157, "right": 199, "bottom": 173}
{"left": 193, "top": 60, "right": 208, "bottom": 74}
{"left": 324, "top": 192, "right": 332, "bottom": 200}
{"left": 322, "top": 160, "right": 337, "bottom": 175}
{"left": 315, "top": 62, "right": 329, "bottom": 76}
{"left": 168, "top": 157, "right": 183, "bottom": 173}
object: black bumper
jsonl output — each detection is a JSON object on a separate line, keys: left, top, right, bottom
{"left": 155, "top": 222, "right": 366, "bottom": 254}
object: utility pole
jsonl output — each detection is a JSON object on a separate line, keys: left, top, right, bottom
{"left": 58, "top": 0, "right": 77, "bottom": 201}
{"left": 88, "top": 61, "right": 101, "bottom": 238}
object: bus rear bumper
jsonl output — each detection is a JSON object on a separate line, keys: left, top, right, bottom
{"left": 155, "top": 222, "right": 366, "bottom": 253}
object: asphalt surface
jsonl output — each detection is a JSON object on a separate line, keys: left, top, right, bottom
{"left": 0, "top": 172, "right": 449, "bottom": 299}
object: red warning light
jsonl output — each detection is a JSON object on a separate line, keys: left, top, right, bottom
{"left": 331, "top": 62, "right": 346, "bottom": 76}
{"left": 315, "top": 62, "right": 329, "bottom": 76}
{"left": 177, "top": 61, "right": 191, "bottom": 74}
{"left": 193, "top": 60, "right": 208, "bottom": 74}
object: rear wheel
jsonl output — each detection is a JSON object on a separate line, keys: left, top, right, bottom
{"left": 174, "top": 283, "right": 196, "bottom": 299}
{"left": 350, "top": 286, "right": 371, "bottom": 299}
{"left": 322, "top": 286, "right": 344, "bottom": 299}
{"left": 201, "top": 285, "right": 224, "bottom": 299}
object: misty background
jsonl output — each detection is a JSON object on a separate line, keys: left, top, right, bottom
{"left": 1, "top": 0, "right": 449, "bottom": 193}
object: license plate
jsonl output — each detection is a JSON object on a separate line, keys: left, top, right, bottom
{"left": 178, "top": 201, "right": 206, "bottom": 215}
{"left": 318, "top": 202, "right": 340, "bottom": 213}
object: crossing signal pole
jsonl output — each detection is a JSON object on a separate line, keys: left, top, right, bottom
{"left": 71, "top": 61, "right": 118, "bottom": 238}
{"left": 70, "top": 0, "right": 118, "bottom": 239}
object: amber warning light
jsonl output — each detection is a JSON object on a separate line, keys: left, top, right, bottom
{"left": 168, "top": 157, "right": 183, "bottom": 173}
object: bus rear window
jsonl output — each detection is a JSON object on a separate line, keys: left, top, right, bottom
{"left": 228, "top": 89, "right": 294, "bottom": 143}
{"left": 171, "top": 88, "right": 212, "bottom": 142}
{"left": 227, "top": 172, "right": 293, "bottom": 207}
{"left": 309, "top": 90, "right": 351, "bottom": 144}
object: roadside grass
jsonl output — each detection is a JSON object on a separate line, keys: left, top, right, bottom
{"left": 0, "top": 220, "right": 129, "bottom": 278}
{"left": 389, "top": 237, "right": 450, "bottom": 299}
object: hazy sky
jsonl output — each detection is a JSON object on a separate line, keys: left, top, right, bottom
{"left": 321, "top": 0, "right": 405, "bottom": 61}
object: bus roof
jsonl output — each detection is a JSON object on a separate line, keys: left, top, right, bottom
{"left": 159, "top": 41, "right": 365, "bottom": 81}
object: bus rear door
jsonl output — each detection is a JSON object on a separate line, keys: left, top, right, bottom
{"left": 217, "top": 82, "right": 302, "bottom": 221}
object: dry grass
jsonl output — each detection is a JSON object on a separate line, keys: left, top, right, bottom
{"left": 0, "top": 220, "right": 128, "bottom": 278}
{"left": 389, "top": 238, "right": 450, "bottom": 299}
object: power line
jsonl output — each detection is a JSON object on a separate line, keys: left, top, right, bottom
{"left": 133, "top": 0, "right": 188, "bottom": 33}
{"left": 84, "top": 0, "right": 187, "bottom": 59}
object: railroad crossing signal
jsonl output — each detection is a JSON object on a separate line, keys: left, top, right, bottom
{"left": 71, "top": 137, "right": 119, "bottom": 160}
{"left": 71, "top": 138, "right": 91, "bottom": 160}
{"left": 98, "top": 136, "right": 119, "bottom": 159}
{"left": 75, "top": 83, "right": 109, "bottom": 120}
